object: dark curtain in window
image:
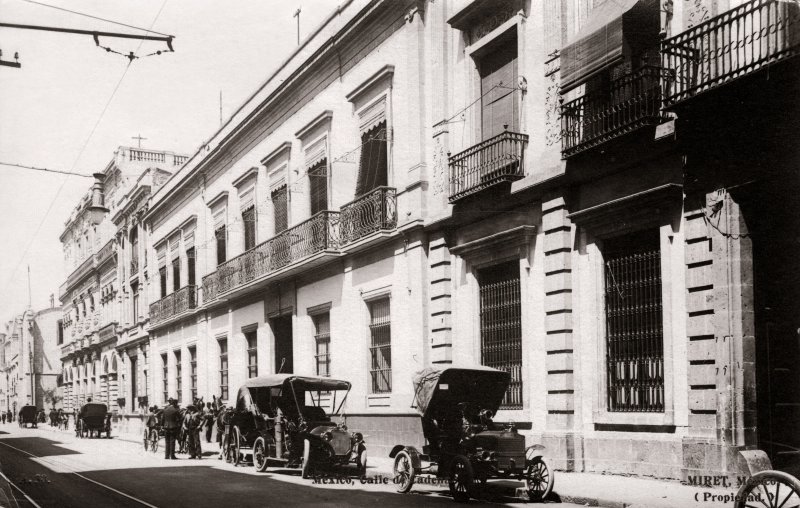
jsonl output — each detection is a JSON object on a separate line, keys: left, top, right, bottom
{"left": 272, "top": 186, "right": 288, "bottom": 233}
{"left": 186, "top": 248, "right": 195, "bottom": 286}
{"left": 354, "top": 123, "right": 388, "bottom": 198}
{"left": 479, "top": 36, "right": 519, "bottom": 139}
{"left": 172, "top": 258, "right": 181, "bottom": 291}
{"left": 216, "top": 226, "right": 227, "bottom": 265}
{"left": 308, "top": 160, "right": 328, "bottom": 216}
{"left": 243, "top": 206, "right": 256, "bottom": 250}
{"left": 159, "top": 267, "right": 167, "bottom": 298}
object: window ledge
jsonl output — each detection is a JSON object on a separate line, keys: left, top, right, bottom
{"left": 593, "top": 409, "right": 674, "bottom": 427}
{"left": 366, "top": 393, "right": 393, "bottom": 408}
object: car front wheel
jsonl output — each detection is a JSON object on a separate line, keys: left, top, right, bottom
{"left": 393, "top": 450, "right": 416, "bottom": 493}
{"left": 525, "top": 456, "right": 554, "bottom": 502}
{"left": 301, "top": 439, "right": 313, "bottom": 479}
{"left": 253, "top": 437, "right": 269, "bottom": 472}
{"left": 449, "top": 455, "right": 475, "bottom": 503}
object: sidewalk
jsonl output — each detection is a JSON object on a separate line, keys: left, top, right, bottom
{"left": 35, "top": 423, "right": 727, "bottom": 507}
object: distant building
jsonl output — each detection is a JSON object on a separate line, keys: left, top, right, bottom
{"left": 0, "top": 301, "right": 63, "bottom": 413}
{"left": 58, "top": 146, "right": 187, "bottom": 415}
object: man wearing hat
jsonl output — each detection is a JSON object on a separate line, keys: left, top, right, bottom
{"left": 161, "top": 398, "right": 180, "bottom": 460}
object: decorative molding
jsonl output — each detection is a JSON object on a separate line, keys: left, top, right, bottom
{"left": 450, "top": 225, "right": 536, "bottom": 268}
{"left": 346, "top": 65, "right": 395, "bottom": 103}
{"left": 205, "top": 190, "right": 229, "bottom": 209}
{"left": 294, "top": 110, "right": 334, "bottom": 140}
{"left": 231, "top": 167, "right": 259, "bottom": 189}
{"left": 306, "top": 301, "right": 332, "bottom": 316}
{"left": 261, "top": 141, "right": 293, "bottom": 167}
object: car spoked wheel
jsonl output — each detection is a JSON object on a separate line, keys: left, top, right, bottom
{"left": 525, "top": 456, "right": 554, "bottom": 502}
{"left": 356, "top": 444, "right": 367, "bottom": 475}
{"left": 734, "top": 471, "right": 800, "bottom": 508}
{"left": 301, "top": 439, "right": 314, "bottom": 479}
{"left": 449, "top": 455, "right": 475, "bottom": 503}
{"left": 393, "top": 450, "right": 416, "bottom": 493}
{"left": 253, "top": 437, "right": 269, "bottom": 473}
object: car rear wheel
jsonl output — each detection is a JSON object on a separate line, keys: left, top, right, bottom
{"left": 301, "top": 439, "right": 313, "bottom": 479}
{"left": 393, "top": 450, "right": 416, "bottom": 493}
{"left": 449, "top": 455, "right": 475, "bottom": 503}
{"left": 525, "top": 456, "right": 554, "bottom": 502}
{"left": 253, "top": 437, "right": 269, "bottom": 472}
{"left": 734, "top": 470, "right": 800, "bottom": 508}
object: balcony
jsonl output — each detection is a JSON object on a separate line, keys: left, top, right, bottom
{"left": 202, "top": 211, "right": 340, "bottom": 304}
{"left": 339, "top": 187, "right": 397, "bottom": 246}
{"left": 561, "top": 66, "right": 671, "bottom": 158}
{"left": 448, "top": 130, "right": 528, "bottom": 203}
{"left": 662, "top": 0, "right": 800, "bottom": 107}
{"left": 149, "top": 285, "right": 197, "bottom": 326}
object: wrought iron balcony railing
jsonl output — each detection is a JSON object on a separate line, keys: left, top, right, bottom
{"left": 448, "top": 130, "right": 528, "bottom": 203}
{"left": 561, "top": 66, "right": 671, "bottom": 158}
{"left": 339, "top": 187, "right": 397, "bottom": 246}
{"left": 662, "top": 0, "right": 800, "bottom": 107}
{"left": 150, "top": 285, "right": 197, "bottom": 326}
{"left": 202, "top": 211, "right": 340, "bottom": 303}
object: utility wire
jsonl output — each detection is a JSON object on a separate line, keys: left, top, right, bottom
{"left": 0, "top": 161, "right": 93, "bottom": 177}
{"left": 1, "top": 0, "right": 170, "bottom": 301}
{"left": 22, "top": 0, "right": 172, "bottom": 37}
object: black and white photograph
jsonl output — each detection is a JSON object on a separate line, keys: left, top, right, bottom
{"left": 0, "top": 0, "right": 798, "bottom": 506}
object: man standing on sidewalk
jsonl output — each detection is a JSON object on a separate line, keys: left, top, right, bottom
{"left": 161, "top": 398, "right": 180, "bottom": 460}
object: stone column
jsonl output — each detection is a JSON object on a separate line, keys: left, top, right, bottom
{"left": 429, "top": 232, "right": 452, "bottom": 364}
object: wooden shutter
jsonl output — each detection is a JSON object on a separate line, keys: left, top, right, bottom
{"left": 354, "top": 124, "right": 388, "bottom": 197}
{"left": 271, "top": 186, "right": 288, "bottom": 233}
{"left": 308, "top": 160, "right": 328, "bottom": 216}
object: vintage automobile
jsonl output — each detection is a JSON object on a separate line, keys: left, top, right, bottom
{"left": 75, "top": 403, "right": 112, "bottom": 439}
{"left": 18, "top": 405, "right": 38, "bottom": 428}
{"left": 222, "top": 374, "right": 366, "bottom": 477}
{"left": 390, "top": 367, "right": 554, "bottom": 503}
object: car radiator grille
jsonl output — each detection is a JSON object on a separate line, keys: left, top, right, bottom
{"left": 331, "top": 432, "right": 351, "bottom": 456}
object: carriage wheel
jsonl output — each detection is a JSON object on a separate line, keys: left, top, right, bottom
{"left": 525, "top": 456, "right": 554, "bottom": 502}
{"left": 356, "top": 445, "right": 368, "bottom": 476}
{"left": 143, "top": 429, "right": 149, "bottom": 451}
{"left": 734, "top": 470, "right": 800, "bottom": 508}
{"left": 149, "top": 429, "right": 159, "bottom": 453}
{"left": 393, "top": 450, "right": 416, "bottom": 493}
{"left": 253, "top": 437, "right": 269, "bottom": 472}
{"left": 301, "top": 439, "right": 314, "bottom": 479}
{"left": 448, "top": 455, "right": 475, "bottom": 503}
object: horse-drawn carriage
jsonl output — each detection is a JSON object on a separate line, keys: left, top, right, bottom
{"left": 390, "top": 366, "right": 554, "bottom": 503}
{"left": 221, "top": 374, "right": 367, "bottom": 477}
{"left": 75, "top": 403, "right": 111, "bottom": 438}
{"left": 18, "top": 405, "right": 38, "bottom": 428}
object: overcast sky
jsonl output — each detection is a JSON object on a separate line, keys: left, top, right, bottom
{"left": 0, "top": 0, "right": 333, "bottom": 322}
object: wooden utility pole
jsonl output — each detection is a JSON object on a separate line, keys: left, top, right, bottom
{"left": 293, "top": 8, "right": 301, "bottom": 45}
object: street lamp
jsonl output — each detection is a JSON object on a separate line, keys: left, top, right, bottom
{"left": 86, "top": 173, "right": 109, "bottom": 225}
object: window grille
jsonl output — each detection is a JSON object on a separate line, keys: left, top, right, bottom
{"left": 243, "top": 206, "right": 257, "bottom": 251}
{"left": 313, "top": 312, "right": 331, "bottom": 377}
{"left": 175, "top": 350, "right": 182, "bottom": 402}
{"left": 309, "top": 161, "right": 328, "bottom": 216}
{"left": 604, "top": 230, "right": 664, "bottom": 412}
{"left": 161, "top": 354, "right": 168, "bottom": 403}
{"left": 219, "top": 339, "right": 229, "bottom": 400}
{"left": 272, "top": 186, "right": 288, "bottom": 233}
{"left": 215, "top": 226, "right": 227, "bottom": 265}
{"left": 189, "top": 347, "right": 197, "bottom": 400}
{"left": 479, "top": 262, "right": 523, "bottom": 409}
{"left": 246, "top": 331, "right": 258, "bottom": 379}
{"left": 368, "top": 298, "right": 391, "bottom": 394}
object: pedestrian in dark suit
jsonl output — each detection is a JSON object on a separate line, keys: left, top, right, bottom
{"left": 161, "top": 398, "right": 180, "bottom": 460}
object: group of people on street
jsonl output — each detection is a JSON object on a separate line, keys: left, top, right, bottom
{"left": 1, "top": 410, "right": 12, "bottom": 424}
{"left": 149, "top": 398, "right": 218, "bottom": 460}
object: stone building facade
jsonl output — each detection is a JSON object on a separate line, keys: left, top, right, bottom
{"left": 65, "top": 0, "right": 798, "bottom": 481}
{"left": 58, "top": 147, "right": 187, "bottom": 417}
{"left": 0, "top": 304, "right": 63, "bottom": 413}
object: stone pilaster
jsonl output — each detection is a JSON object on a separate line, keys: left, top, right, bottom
{"left": 429, "top": 233, "right": 452, "bottom": 364}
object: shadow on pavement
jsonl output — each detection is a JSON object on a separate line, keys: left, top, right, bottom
{"left": 0, "top": 437, "right": 81, "bottom": 457}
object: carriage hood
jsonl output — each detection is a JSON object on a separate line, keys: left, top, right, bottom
{"left": 412, "top": 366, "right": 510, "bottom": 418}
{"left": 80, "top": 403, "right": 108, "bottom": 417}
